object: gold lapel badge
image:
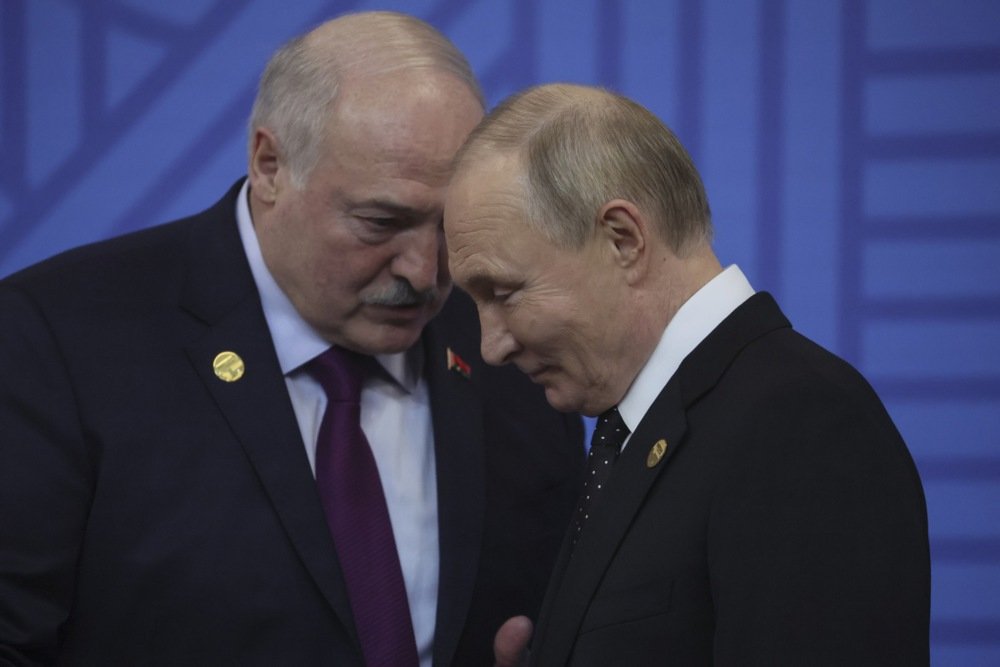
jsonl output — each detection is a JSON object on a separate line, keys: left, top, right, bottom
{"left": 646, "top": 439, "right": 668, "bottom": 468}
{"left": 446, "top": 347, "right": 471, "bottom": 379}
{"left": 213, "top": 351, "right": 245, "bottom": 382}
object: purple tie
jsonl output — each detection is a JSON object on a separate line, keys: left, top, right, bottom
{"left": 306, "top": 346, "right": 418, "bottom": 667}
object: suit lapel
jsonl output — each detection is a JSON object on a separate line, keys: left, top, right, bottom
{"left": 178, "top": 182, "right": 359, "bottom": 646}
{"left": 422, "top": 310, "right": 486, "bottom": 667}
{"left": 531, "top": 510, "right": 575, "bottom": 652}
{"left": 531, "top": 380, "right": 687, "bottom": 666}
{"left": 531, "top": 293, "right": 791, "bottom": 665}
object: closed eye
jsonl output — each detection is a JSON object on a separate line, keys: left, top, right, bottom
{"left": 359, "top": 216, "right": 399, "bottom": 228}
{"left": 461, "top": 273, "right": 520, "bottom": 306}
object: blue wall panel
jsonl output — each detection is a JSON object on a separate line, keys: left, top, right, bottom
{"left": 2, "top": 1, "right": 998, "bottom": 663}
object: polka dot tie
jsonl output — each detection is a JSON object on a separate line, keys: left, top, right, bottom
{"left": 572, "top": 407, "right": 630, "bottom": 548}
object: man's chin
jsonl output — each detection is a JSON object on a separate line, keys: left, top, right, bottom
{"left": 351, "top": 317, "right": 428, "bottom": 355}
{"left": 542, "top": 384, "right": 580, "bottom": 415}
{"left": 540, "top": 381, "right": 603, "bottom": 416}
{"left": 325, "top": 301, "right": 445, "bottom": 355}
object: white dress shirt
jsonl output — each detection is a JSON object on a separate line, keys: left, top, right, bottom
{"left": 617, "top": 265, "right": 756, "bottom": 447}
{"left": 235, "top": 181, "right": 438, "bottom": 667}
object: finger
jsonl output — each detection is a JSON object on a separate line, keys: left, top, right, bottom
{"left": 494, "top": 615, "right": 533, "bottom": 667}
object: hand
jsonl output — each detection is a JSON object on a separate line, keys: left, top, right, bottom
{"left": 494, "top": 615, "right": 533, "bottom": 667}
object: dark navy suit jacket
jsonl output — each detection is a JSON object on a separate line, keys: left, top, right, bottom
{"left": 0, "top": 180, "right": 583, "bottom": 666}
{"left": 530, "top": 293, "right": 929, "bottom": 666}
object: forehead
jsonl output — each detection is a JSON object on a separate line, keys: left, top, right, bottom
{"left": 445, "top": 154, "right": 539, "bottom": 278}
{"left": 447, "top": 151, "right": 526, "bottom": 217}
{"left": 328, "top": 71, "right": 484, "bottom": 183}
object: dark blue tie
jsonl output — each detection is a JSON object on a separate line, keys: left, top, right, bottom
{"left": 572, "top": 407, "right": 629, "bottom": 548}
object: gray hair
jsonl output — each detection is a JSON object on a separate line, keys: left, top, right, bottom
{"left": 455, "top": 84, "right": 712, "bottom": 254}
{"left": 248, "top": 11, "right": 484, "bottom": 187}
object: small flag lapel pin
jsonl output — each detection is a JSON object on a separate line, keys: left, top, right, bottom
{"left": 447, "top": 347, "right": 471, "bottom": 379}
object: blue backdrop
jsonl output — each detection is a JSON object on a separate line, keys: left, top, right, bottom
{"left": 2, "top": 1, "right": 998, "bottom": 663}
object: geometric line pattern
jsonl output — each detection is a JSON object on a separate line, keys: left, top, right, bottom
{"left": 840, "top": 1, "right": 1000, "bottom": 660}
{"left": 3, "top": 1, "right": 1000, "bottom": 663}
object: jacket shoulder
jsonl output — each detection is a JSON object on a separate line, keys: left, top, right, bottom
{"left": 1, "top": 181, "right": 244, "bottom": 305}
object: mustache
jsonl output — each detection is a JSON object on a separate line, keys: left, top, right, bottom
{"left": 361, "top": 279, "right": 440, "bottom": 307}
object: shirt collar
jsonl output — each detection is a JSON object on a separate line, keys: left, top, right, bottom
{"left": 617, "top": 264, "right": 755, "bottom": 432}
{"left": 234, "top": 179, "right": 420, "bottom": 390}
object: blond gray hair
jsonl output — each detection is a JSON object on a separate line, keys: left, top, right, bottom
{"left": 456, "top": 83, "right": 712, "bottom": 254}
{"left": 248, "top": 11, "right": 484, "bottom": 186}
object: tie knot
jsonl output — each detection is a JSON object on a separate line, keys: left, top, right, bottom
{"left": 306, "top": 346, "right": 370, "bottom": 402}
{"left": 591, "top": 406, "right": 629, "bottom": 454}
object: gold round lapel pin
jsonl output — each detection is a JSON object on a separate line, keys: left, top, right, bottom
{"left": 213, "top": 351, "right": 245, "bottom": 382}
{"left": 646, "top": 439, "right": 668, "bottom": 468}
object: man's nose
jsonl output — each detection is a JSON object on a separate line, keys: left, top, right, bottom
{"left": 393, "top": 225, "right": 443, "bottom": 292}
{"left": 479, "top": 306, "right": 519, "bottom": 366}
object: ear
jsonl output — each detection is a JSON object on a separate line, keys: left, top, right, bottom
{"left": 596, "top": 199, "right": 649, "bottom": 280}
{"left": 248, "top": 127, "right": 283, "bottom": 205}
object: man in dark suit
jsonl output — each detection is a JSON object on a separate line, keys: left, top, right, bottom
{"left": 444, "top": 83, "right": 930, "bottom": 666}
{"left": 0, "top": 13, "right": 582, "bottom": 666}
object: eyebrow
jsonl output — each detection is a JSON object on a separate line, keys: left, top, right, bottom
{"left": 461, "top": 270, "right": 522, "bottom": 298}
{"left": 348, "top": 198, "right": 438, "bottom": 220}
{"left": 462, "top": 273, "right": 494, "bottom": 292}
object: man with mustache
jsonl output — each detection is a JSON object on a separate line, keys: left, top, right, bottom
{"left": 0, "top": 13, "right": 582, "bottom": 666}
{"left": 445, "top": 83, "right": 930, "bottom": 666}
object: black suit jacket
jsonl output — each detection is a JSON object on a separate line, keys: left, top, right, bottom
{"left": 530, "top": 293, "right": 929, "bottom": 666}
{"left": 0, "top": 181, "right": 583, "bottom": 666}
